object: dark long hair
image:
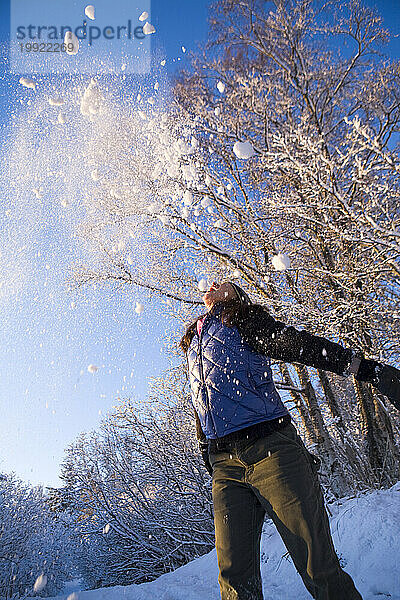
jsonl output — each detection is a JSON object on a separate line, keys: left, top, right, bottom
{"left": 179, "top": 288, "right": 252, "bottom": 353}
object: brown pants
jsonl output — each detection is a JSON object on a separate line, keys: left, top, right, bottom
{"left": 209, "top": 423, "right": 363, "bottom": 600}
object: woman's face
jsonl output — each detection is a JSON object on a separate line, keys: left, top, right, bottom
{"left": 203, "top": 281, "right": 237, "bottom": 309}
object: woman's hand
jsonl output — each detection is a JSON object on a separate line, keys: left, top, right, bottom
{"left": 356, "top": 360, "right": 400, "bottom": 411}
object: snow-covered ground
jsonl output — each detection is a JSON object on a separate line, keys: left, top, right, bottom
{"left": 50, "top": 483, "right": 400, "bottom": 600}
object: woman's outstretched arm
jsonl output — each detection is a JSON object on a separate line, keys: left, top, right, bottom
{"left": 238, "top": 305, "right": 355, "bottom": 375}
{"left": 237, "top": 305, "right": 400, "bottom": 410}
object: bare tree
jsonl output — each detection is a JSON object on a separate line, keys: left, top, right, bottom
{"left": 0, "top": 473, "right": 77, "bottom": 599}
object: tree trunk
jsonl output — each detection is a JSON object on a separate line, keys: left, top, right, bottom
{"left": 353, "top": 378, "right": 400, "bottom": 487}
{"left": 279, "top": 363, "right": 318, "bottom": 445}
{"left": 317, "top": 370, "right": 345, "bottom": 432}
{"left": 294, "top": 365, "right": 327, "bottom": 447}
{"left": 294, "top": 365, "right": 350, "bottom": 496}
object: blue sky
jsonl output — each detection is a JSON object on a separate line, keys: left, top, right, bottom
{"left": 0, "top": 0, "right": 398, "bottom": 490}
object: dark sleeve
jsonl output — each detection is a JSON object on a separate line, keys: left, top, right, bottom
{"left": 194, "top": 410, "right": 207, "bottom": 442}
{"left": 194, "top": 411, "right": 213, "bottom": 476}
{"left": 238, "top": 305, "right": 355, "bottom": 376}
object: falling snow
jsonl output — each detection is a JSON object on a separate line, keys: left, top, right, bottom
{"left": 135, "top": 302, "right": 144, "bottom": 315}
{"left": 19, "top": 77, "right": 36, "bottom": 90}
{"left": 33, "top": 574, "right": 47, "bottom": 593}
{"left": 271, "top": 253, "right": 291, "bottom": 271}
{"left": 48, "top": 96, "right": 64, "bottom": 106}
{"left": 64, "top": 31, "right": 79, "bottom": 55}
{"left": 80, "top": 79, "right": 102, "bottom": 116}
{"left": 233, "top": 140, "right": 255, "bottom": 159}
{"left": 198, "top": 278, "right": 208, "bottom": 292}
{"left": 143, "top": 22, "right": 156, "bottom": 35}
{"left": 85, "top": 5, "right": 95, "bottom": 20}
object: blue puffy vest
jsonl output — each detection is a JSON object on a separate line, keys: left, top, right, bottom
{"left": 187, "top": 307, "right": 289, "bottom": 439}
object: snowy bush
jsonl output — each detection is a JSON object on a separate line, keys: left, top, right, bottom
{"left": 0, "top": 473, "right": 79, "bottom": 599}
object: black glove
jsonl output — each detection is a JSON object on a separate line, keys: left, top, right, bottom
{"left": 199, "top": 439, "right": 213, "bottom": 476}
{"left": 356, "top": 359, "right": 400, "bottom": 411}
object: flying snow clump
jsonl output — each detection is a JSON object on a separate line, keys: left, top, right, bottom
{"left": 271, "top": 253, "right": 291, "bottom": 271}
{"left": 19, "top": 77, "right": 36, "bottom": 90}
{"left": 233, "top": 141, "right": 255, "bottom": 159}
{"left": 139, "top": 11, "right": 148, "bottom": 21}
{"left": 143, "top": 22, "right": 156, "bottom": 34}
{"left": 135, "top": 302, "right": 144, "bottom": 315}
{"left": 217, "top": 81, "right": 225, "bottom": 93}
{"left": 88, "top": 364, "right": 99, "bottom": 373}
{"left": 103, "top": 523, "right": 111, "bottom": 534}
{"left": 201, "top": 196, "right": 211, "bottom": 208}
{"left": 48, "top": 96, "right": 64, "bottom": 106}
{"left": 64, "top": 31, "right": 79, "bottom": 55}
{"left": 57, "top": 112, "right": 67, "bottom": 124}
{"left": 80, "top": 79, "right": 102, "bottom": 116}
{"left": 33, "top": 575, "right": 47, "bottom": 593}
{"left": 198, "top": 278, "right": 208, "bottom": 292}
{"left": 85, "top": 5, "right": 95, "bottom": 20}
{"left": 183, "top": 190, "right": 193, "bottom": 206}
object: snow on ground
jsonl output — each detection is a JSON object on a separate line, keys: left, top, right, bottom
{"left": 48, "top": 483, "right": 400, "bottom": 600}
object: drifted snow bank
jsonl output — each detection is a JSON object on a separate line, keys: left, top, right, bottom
{"left": 48, "top": 483, "right": 400, "bottom": 600}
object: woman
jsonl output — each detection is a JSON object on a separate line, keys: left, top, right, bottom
{"left": 180, "top": 281, "right": 400, "bottom": 600}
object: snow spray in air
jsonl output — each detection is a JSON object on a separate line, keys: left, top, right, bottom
{"left": 1, "top": 61, "right": 203, "bottom": 304}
